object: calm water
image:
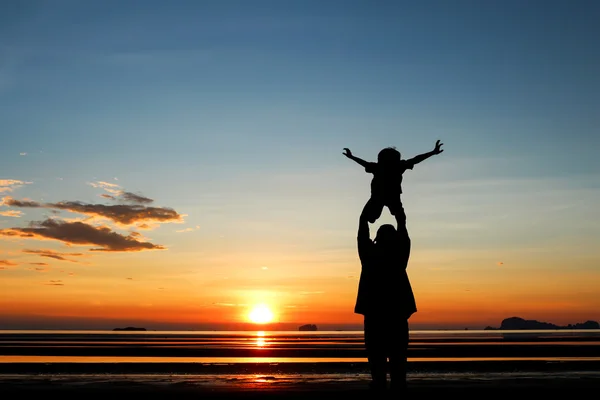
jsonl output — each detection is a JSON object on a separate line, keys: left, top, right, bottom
{"left": 2, "top": 329, "right": 600, "bottom": 364}
{"left": 2, "top": 330, "right": 600, "bottom": 388}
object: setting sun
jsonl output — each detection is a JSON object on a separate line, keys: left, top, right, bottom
{"left": 248, "top": 304, "right": 274, "bottom": 324}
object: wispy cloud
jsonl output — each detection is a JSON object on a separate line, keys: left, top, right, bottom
{"left": 30, "top": 262, "right": 49, "bottom": 266}
{"left": 0, "top": 210, "right": 23, "bottom": 217}
{"left": 89, "top": 181, "right": 154, "bottom": 204}
{"left": 44, "top": 280, "right": 64, "bottom": 286}
{"left": 1, "top": 219, "right": 165, "bottom": 252}
{"left": 0, "top": 259, "right": 18, "bottom": 266}
{"left": 0, "top": 179, "right": 31, "bottom": 193}
{"left": 176, "top": 225, "right": 200, "bottom": 233}
{"left": 23, "top": 249, "right": 84, "bottom": 262}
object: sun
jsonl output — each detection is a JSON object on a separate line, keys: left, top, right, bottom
{"left": 248, "top": 304, "right": 274, "bottom": 324}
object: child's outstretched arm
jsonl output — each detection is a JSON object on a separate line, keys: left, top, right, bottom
{"left": 406, "top": 140, "right": 444, "bottom": 166}
{"left": 342, "top": 148, "right": 370, "bottom": 168}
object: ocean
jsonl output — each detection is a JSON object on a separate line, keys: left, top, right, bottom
{"left": 2, "top": 329, "right": 600, "bottom": 390}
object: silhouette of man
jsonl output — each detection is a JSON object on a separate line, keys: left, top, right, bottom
{"left": 354, "top": 203, "right": 415, "bottom": 394}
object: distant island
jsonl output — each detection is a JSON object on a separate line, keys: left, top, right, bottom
{"left": 485, "top": 317, "right": 600, "bottom": 330}
{"left": 112, "top": 327, "right": 147, "bottom": 331}
{"left": 299, "top": 324, "right": 317, "bottom": 331}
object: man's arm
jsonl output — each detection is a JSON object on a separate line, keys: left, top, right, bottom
{"left": 357, "top": 205, "right": 370, "bottom": 242}
{"left": 343, "top": 148, "right": 371, "bottom": 169}
{"left": 394, "top": 213, "right": 411, "bottom": 269}
{"left": 405, "top": 140, "right": 443, "bottom": 167}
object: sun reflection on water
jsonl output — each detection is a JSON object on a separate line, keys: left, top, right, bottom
{"left": 255, "top": 331, "right": 266, "bottom": 348}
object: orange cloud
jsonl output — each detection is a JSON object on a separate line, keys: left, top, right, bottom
{"left": 0, "top": 179, "right": 31, "bottom": 193}
{"left": 30, "top": 262, "right": 49, "bottom": 266}
{"left": 0, "top": 219, "right": 165, "bottom": 252}
{"left": 0, "top": 259, "right": 18, "bottom": 266}
{"left": 0, "top": 210, "right": 23, "bottom": 217}
{"left": 23, "top": 249, "right": 84, "bottom": 262}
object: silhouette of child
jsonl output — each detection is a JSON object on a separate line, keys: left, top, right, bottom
{"left": 343, "top": 140, "right": 443, "bottom": 224}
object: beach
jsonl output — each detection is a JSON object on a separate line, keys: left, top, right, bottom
{"left": 2, "top": 369, "right": 599, "bottom": 398}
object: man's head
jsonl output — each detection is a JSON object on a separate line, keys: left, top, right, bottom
{"left": 377, "top": 147, "right": 401, "bottom": 165}
{"left": 374, "top": 224, "right": 397, "bottom": 249}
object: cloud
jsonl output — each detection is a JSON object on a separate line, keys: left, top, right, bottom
{"left": 26, "top": 266, "right": 49, "bottom": 272}
{"left": 30, "top": 262, "right": 49, "bottom": 266}
{"left": 176, "top": 225, "right": 200, "bottom": 233}
{"left": 0, "top": 180, "right": 32, "bottom": 193}
{"left": 89, "top": 181, "right": 153, "bottom": 204}
{"left": 0, "top": 219, "right": 165, "bottom": 252}
{"left": 89, "top": 181, "right": 120, "bottom": 194}
{"left": 20, "top": 152, "right": 27, "bottom": 156}
{"left": 23, "top": 249, "right": 84, "bottom": 262}
{"left": 0, "top": 210, "right": 23, "bottom": 217}
{"left": 0, "top": 259, "right": 18, "bottom": 266}
{"left": 44, "top": 280, "right": 64, "bottom": 286}
{"left": 497, "top": 262, "right": 504, "bottom": 266}
{"left": 2, "top": 196, "right": 182, "bottom": 225}
{"left": 1, "top": 196, "right": 40, "bottom": 207}
{"left": 119, "top": 192, "right": 153, "bottom": 204}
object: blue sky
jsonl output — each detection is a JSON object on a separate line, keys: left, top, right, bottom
{"left": 1, "top": 0, "right": 599, "bottom": 329}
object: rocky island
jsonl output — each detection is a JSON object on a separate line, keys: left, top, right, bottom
{"left": 485, "top": 317, "right": 600, "bottom": 330}
{"left": 298, "top": 324, "right": 317, "bottom": 331}
{"left": 112, "top": 327, "right": 147, "bottom": 331}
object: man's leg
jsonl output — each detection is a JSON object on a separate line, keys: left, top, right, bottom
{"left": 364, "top": 315, "right": 387, "bottom": 391}
{"left": 389, "top": 319, "right": 409, "bottom": 392}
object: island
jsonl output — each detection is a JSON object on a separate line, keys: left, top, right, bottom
{"left": 484, "top": 317, "right": 600, "bottom": 330}
{"left": 298, "top": 324, "right": 317, "bottom": 331}
{"left": 112, "top": 327, "right": 147, "bottom": 331}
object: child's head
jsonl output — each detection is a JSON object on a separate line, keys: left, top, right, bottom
{"left": 377, "top": 147, "right": 401, "bottom": 165}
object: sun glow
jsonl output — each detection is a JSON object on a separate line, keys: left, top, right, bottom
{"left": 248, "top": 304, "right": 274, "bottom": 324}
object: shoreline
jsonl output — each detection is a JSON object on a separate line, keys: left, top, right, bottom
{"left": 2, "top": 359, "right": 600, "bottom": 374}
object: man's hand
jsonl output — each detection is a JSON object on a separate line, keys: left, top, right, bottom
{"left": 433, "top": 140, "right": 444, "bottom": 155}
{"left": 342, "top": 148, "right": 353, "bottom": 157}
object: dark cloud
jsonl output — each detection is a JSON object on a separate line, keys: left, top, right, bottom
{"left": 1, "top": 219, "right": 165, "bottom": 252}
{"left": 1, "top": 197, "right": 42, "bottom": 208}
{"left": 49, "top": 202, "right": 180, "bottom": 225}
{"left": 23, "top": 249, "right": 84, "bottom": 262}
{"left": 30, "top": 262, "right": 49, "bottom": 266}
{"left": 119, "top": 192, "right": 153, "bottom": 204}
{"left": 2, "top": 197, "right": 182, "bottom": 225}
{"left": 0, "top": 259, "right": 18, "bottom": 266}
{"left": 100, "top": 194, "right": 116, "bottom": 200}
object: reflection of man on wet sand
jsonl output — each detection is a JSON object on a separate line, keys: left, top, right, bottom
{"left": 354, "top": 203, "right": 415, "bottom": 395}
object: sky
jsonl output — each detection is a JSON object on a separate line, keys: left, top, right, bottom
{"left": 1, "top": 0, "right": 599, "bottom": 330}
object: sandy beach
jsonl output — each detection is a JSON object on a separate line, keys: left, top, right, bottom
{"left": 2, "top": 371, "right": 599, "bottom": 398}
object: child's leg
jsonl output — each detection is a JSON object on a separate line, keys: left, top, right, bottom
{"left": 386, "top": 198, "right": 406, "bottom": 221}
{"left": 387, "top": 198, "right": 408, "bottom": 236}
{"left": 364, "top": 197, "right": 384, "bottom": 224}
